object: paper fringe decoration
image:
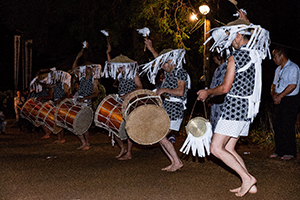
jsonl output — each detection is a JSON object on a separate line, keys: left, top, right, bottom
{"left": 30, "top": 70, "right": 71, "bottom": 92}
{"left": 102, "top": 55, "right": 138, "bottom": 80}
{"left": 102, "top": 62, "right": 138, "bottom": 80}
{"left": 69, "top": 64, "right": 102, "bottom": 83}
{"left": 101, "top": 30, "right": 109, "bottom": 37}
{"left": 139, "top": 49, "right": 186, "bottom": 84}
{"left": 51, "top": 70, "right": 71, "bottom": 89}
{"left": 82, "top": 41, "right": 88, "bottom": 49}
{"left": 180, "top": 121, "right": 213, "bottom": 157}
{"left": 137, "top": 27, "right": 150, "bottom": 37}
{"left": 204, "top": 23, "right": 271, "bottom": 60}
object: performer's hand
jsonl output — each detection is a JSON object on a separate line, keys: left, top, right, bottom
{"left": 197, "top": 89, "right": 209, "bottom": 102}
{"left": 238, "top": 10, "right": 249, "bottom": 22}
{"left": 155, "top": 88, "right": 166, "bottom": 96}
{"left": 144, "top": 38, "right": 153, "bottom": 50}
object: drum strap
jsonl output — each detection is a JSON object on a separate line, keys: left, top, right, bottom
{"left": 189, "top": 99, "right": 207, "bottom": 121}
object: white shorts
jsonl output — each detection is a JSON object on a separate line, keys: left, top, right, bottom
{"left": 170, "top": 118, "right": 183, "bottom": 131}
{"left": 214, "top": 118, "right": 250, "bottom": 138}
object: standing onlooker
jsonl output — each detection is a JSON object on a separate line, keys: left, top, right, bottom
{"left": 14, "top": 90, "right": 25, "bottom": 126}
{"left": 270, "top": 46, "right": 300, "bottom": 160}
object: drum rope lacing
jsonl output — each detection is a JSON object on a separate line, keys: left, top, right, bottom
{"left": 124, "top": 95, "right": 162, "bottom": 118}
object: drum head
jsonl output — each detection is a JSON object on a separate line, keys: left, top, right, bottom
{"left": 73, "top": 106, "right": 94, "bottom": 135}
{"left": 122, "top": 89, "right": 162, "bottom": 117}
{"left": 125, "top": 104, "right": 170, "bottom": 145}
{"left": 185, "top": 117, "right": 209, "bottom": 137}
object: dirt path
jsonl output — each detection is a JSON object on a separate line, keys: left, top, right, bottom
{"left": 0, "top": 120, "right": 299, "bottom": 200}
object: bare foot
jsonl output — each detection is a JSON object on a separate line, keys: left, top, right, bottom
{"left": 59, "top": 139, "right": 66, "bottom": 144}
{"left": 117, "top": 154, "right": 132, "bottom": 161}
{"left": 115, "top": 148, "right": 127, "bottom": 158}
{"left": 230, "top": 185, "right": 257, "bottom": 194}
{"left": 41, "top": 135, "right": 50, "bottom": 139}
{"left": 161, "top": 164, "right": 172, "bottom": 171}
{"left": 166, "top": 163, "right": 183, "bottom": 172}
{"left": 54, "top": 139, "right": 65, "bottom": 144}
{"left": 77, "top": 144, "right": 86, "bottom": 150}
{"left": 235, "top": 176, "right": 257, "bottom": 197}
{"left": 82, "top": 145, "right": 90, "bottom": 150}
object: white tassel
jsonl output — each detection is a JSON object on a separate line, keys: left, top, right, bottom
{"left": 137, "top": 27, "right": 150, "bottom": 37}
{"left": 100, "top": 30, "right": 109, "bottom": 37}
{"left": 180, "top": 122, "right": 213, "bottom": 157}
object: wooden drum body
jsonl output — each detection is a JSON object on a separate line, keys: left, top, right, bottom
{"left": 55, "top": 98, "right": 93, "bottom": 135}
{"left": 36, "top": 101, "right": 62, "bottom": 134}
{"left": 20, "top": 98, "right": 43, "bottom": 127}
{"left": 94, "top": 94, "right": 123, "bottom": 136}
{"left": 122, "top": 89, "right": 170, "bottom": 145}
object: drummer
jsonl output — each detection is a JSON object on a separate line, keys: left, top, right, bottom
{"left": 71, "top": 42, "right": 101, "bottom": 150}
{"left": 104, "top": 44, "right": 143, "bottom": 160}
{"left": 33, "top": 68, "right": 71, "bottom": 143}
{"left": 143, "top": 39, "right": 190, "bottom": 172}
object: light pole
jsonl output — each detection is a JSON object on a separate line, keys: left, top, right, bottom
{"left": 199, "top": 5, "right": 210, "bottom": 87}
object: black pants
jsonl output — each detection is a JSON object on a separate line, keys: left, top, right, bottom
{"left": 274, "top": 95, "right": 299, "bottom": 157}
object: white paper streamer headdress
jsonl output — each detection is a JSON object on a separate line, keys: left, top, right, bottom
{"left": 204, "top": 19, "right": 271, "bottom": 59}
{"left": 139, "top": 49, "right": 186, "bottom": 84}
{"left": 51, "top": 70, "right": 71, "bottom": 89}
{"left": 30, "top": 69, "right": 72, "bottom": 92}
{"left": 102, "top": 54, "right": 138, "bottom": 80}
{"left": 29, "top": 68, "right": 55, "bottom": 93}
{"left": 70, "top": 64, "right": 102, "bottom": 82}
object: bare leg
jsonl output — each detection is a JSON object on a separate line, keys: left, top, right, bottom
{"left": 82, "top": 131, "right": 90, "bottom": 150}
{"left": 210, "top": 133, "right": 257, "bottom": 197}
{"left": 159, "top": 131, "right": 174, "bottom": 167}
{"left": 225, "top": 137, "right": 257, "bottom": 194}
{"left": 55, "top": 130, "right": 65, "bottom": 144}
{"left": 41, "top": 126, "right": 51, "bottom": 139}
{"left": 159, "top": 136, "right": 183, "bottom": 172}
{"left": 77, "top": 134, "right": 86, "bottom": 149}
{"left": 118, "top": 139, "right": 133, "bottom": 160}
{"left": 159, "top": 138, "right": 174, "bottom": 170}
{"left": 114, "top": 136, "right": 127, "bottom": 158}
{"left": 77, "top": 131, "right": 89, "bottom": 150}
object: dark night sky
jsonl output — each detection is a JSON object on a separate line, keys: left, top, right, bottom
{"left": 1, "top": 0, "right": 300, "bottom": 92}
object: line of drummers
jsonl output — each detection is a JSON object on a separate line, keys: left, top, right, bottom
{"left": 20, "top": 45, "right": 174, "bottom": 156}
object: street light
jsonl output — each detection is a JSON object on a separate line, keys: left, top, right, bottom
{"left": 199, "top": 5, "right": 210, "bottom": 16}
{"left": 199, "top": 4, "right": 210, "bottom": 87}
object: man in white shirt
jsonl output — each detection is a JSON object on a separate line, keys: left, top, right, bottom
{"left": 270, "top": 46, "right": 300, "bottom": 160}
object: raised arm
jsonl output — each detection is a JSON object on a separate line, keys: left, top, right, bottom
{"left": 144, "top": 38, "right": 159, "bottom": 58}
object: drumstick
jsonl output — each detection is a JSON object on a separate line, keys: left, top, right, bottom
{"left": 144, "top": 35, "right": 148, "bottom": 52}
{"left": 228, "top": 0, "right": 239, "bottom": 11}
{"left": 161, "top": 93, "right": 170, "bottom": 100}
